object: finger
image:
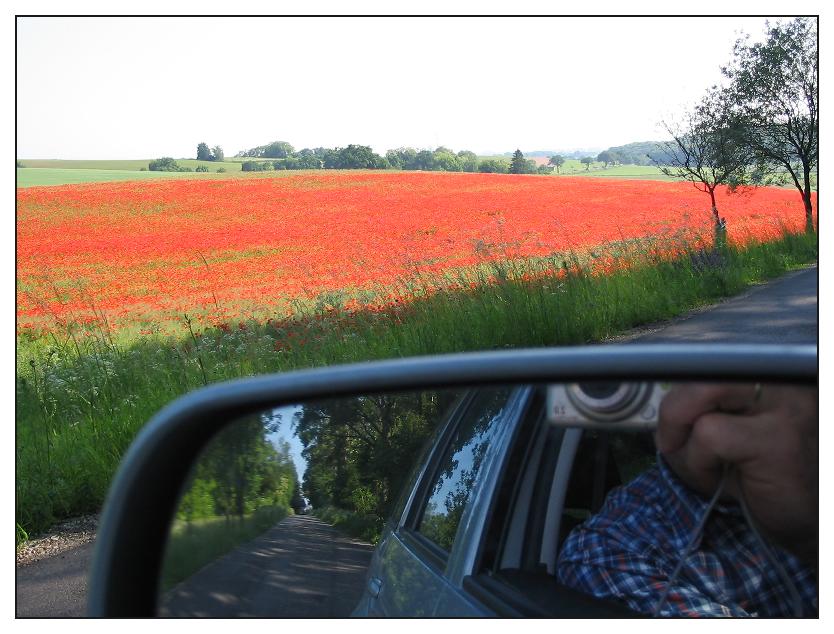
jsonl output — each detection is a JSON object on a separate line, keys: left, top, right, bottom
{"left": 688, "top": 411, "right": 762, "bottom": 466}
{"left": 657, "top": 383, "right": 761, "bottom": 453}
{"left": 659, "top": 411, "right": 763, "bottom": 498}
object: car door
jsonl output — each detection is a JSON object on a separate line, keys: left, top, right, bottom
{"left": 368, "top": 386, "right": 529, "bottom": 616}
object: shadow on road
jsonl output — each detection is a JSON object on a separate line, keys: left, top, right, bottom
{"left": 161, "top": 515, "right": 373, "bottom": 617}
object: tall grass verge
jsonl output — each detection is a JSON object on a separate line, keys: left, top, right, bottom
{"left": 15, "top": 229, "right": 817, "bottom": 541}
{"left": 159, "top": 505, "right": 291, "bottom": 592}
{"left": 314, "top": 506, "right": 384, "bottom": 545}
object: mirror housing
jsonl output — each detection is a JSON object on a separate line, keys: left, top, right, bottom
{"left": 87, "top": 344, "right": 816, "bottom": 616}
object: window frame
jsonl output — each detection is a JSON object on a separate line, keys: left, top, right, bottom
{"left": 398, "top": 386, "right": 532, "bottom": 587}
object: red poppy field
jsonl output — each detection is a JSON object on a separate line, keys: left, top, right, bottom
{"left": 17, "top": 171, "right": 810, "bottom": 335}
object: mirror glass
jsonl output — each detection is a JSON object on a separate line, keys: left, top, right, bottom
{"left": 157, "top": 380, "right": 818, "bottom": 618}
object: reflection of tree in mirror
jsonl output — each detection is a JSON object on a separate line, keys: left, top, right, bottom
{"left": 294, "top": 390, "right": 459, "bottom": 534}
{"left": 163, "top": 417, "right": 300, "bottom": 589}
{"left": 178, "top": 419, "right": 298, "bottom": 524}
{"left": 417, "top": 388, "right": 509, "bottom": 551}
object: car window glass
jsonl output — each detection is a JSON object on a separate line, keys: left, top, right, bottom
{"left": 417, "top": 388, "right": 512, "bottom": 552}
{"left": 388, "top": 392, "right": 469, "bottom": 527}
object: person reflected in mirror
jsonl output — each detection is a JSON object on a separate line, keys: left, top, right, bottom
{"left": 556, "top": 383, "right": 818, "bottom": 617}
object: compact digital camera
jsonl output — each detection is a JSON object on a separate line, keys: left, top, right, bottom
{"left": 546, "top": 381, "right": 672, "bottom": 431}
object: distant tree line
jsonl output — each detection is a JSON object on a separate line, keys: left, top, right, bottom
{"left": 595, "top": 142, "right": 668, "bottom": 167}
{"left": 235, "top": 141, "right": 554, "bottom": 174}
{"left": 147, "top": 143, "right": 228, "bottom": 172}
{"left": 240, "top": 144, "right": 388, "bottom": 171}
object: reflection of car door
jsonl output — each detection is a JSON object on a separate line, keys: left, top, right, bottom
{"left": 371, "top": 387, "right": 529, "bottom": 616}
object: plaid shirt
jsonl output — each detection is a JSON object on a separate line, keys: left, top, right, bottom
{"left": 557, "top": 456, "right": 818, "bottom": 617}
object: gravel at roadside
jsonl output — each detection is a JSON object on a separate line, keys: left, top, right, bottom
{"left": 16, "top": 515, "right": 98, "bottom": 567}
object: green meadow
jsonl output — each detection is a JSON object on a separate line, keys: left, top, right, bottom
{"left": 477, "top": 156, "right": 679, "bottom": 180}
{"left": 17, "top": 157, "right": 681, "bottom": 188}
{"left": 16, "top": 158, "right": 249, "bottom": 188}
{"left": 16, "top": 168, "right": 226, "bottom": 187}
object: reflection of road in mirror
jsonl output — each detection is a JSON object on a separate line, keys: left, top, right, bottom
{"left": 160, "top": 515, "right": 373, "bottom": 617}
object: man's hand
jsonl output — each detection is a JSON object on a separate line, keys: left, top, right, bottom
{"left": 656, "top": 383, "right": 817, "bottom": 560}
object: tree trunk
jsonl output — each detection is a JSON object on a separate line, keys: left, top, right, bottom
{"left": 708, "top": 188, "right": 726, "bottom": 249}
{"left": 803, "top": 165, "right": 815, "bottom": 234}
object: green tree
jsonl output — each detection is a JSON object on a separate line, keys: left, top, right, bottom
{"left": 456, "top": 150, "right": 479, "bottom": 172}
{"left": 241, "top": 160, "right": 271, "bottom": 172}
{"left": 196, "top": 142, "right": 212, "bottom": 161}
{"left": 509, "top": 149, "right": 527, "bottom": 174}
{"left": 295, "top": 149, "right": 323, "bottom": 169}
{"left": 177, "top": 418, "right": 297, "bottom": 523}
{"left": 432, "top": 150, "right": 462, "bottom": 172}
{"left": 657, "top": 89, "right": 753, "bottom": 245}
{"left": 580, "top": 156, "right": 594, "bottom": 171}
{"left": 723, "top": 18, "right": 818, "bottom": 233}
{"left": 296, "top": 392, "right": 456, "bottom": 518}
{"left": 239, "top": 141, "right": 296, "bottom": 159}
{"left": 211, "top": 146, "right": 224, "bottom": 162}
{"left": 261, "top": 141, "right": 295, "bottom": 159}
{"left": 597, "top": 150, "right": 615, "bottom": 168}
{"left": 478, "top": 159, "right": 509, "bottom": 174}
{"left": 335, "top": 144, "right": 382, "bottom": 169}
{"left": 413, "top": 150, "right": 436, "bottom": 171}
{"left": 148, "top": 157, "right": 180, "bottom": 171}
{"left": 385, "top": 150, "right": 403, "bottom": 170}
{"left": 548, "top": 155, "right": 565, "bottom": 174}
{"left": 386, "top": 147, "right": 418, "bottom": 170}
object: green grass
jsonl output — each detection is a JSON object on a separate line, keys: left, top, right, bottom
{"left": 16, "top": 158, "right": 249, "bottom": 188}
{"left": 565, "top": 164, "right": 678, "bottom": 180}
{"left": 14, "top": 230, "right": 817, "bottom": 542}
{"left": 314, "top": 506, "right": 383, "bottom": 545}
{"left": 159, "top": 506, "right": 290, "bottom": 591}
{"left": 19, "top": 158, "right": 245, "bottom": 171}
{"left": 17, "top": 157, "right": 677, "bottom": 188}
{"left": 15, "top": 163, "right": 372, "bottom": 187}
{"left": 15, "top": 168, "right": 227, "bottom": 187}
{"left": 475, "top": 157, "right": 679, "bottom": 180}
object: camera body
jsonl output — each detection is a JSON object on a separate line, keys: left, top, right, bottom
{"left": 546, "top": 381, "right": 671, "bottom": 431}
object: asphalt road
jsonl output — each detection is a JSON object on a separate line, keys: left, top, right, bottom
{"left": 15, "top": 265, "right": 818, "bottom": 617}
{"left": 160, "top": 515, "right": 373, "bottom": 617}
{"left": 15, "top": 542, "right": 94, "bottom": 618}
{"left": 621, "top": 265, "right": 817, "bottom": 344}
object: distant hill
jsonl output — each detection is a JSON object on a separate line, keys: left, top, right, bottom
{"left": 499, "top": 149, "right": 603, "bottom": 159}
{"left": 602, "top": 141, "right": 668, "bottom": 166}
{"left": 494, "top": 144, "right": 668, "bottom": 163}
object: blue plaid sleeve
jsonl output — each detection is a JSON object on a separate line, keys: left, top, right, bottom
{"left": 557, "top": 532, "right": 750, "bottom": 617}
{"left": 556, "top": 458, "right": 818, "bottom": 617}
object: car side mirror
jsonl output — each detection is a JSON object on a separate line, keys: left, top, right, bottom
{"left": 86, "top": 344, "right": 816, "bottom": 617}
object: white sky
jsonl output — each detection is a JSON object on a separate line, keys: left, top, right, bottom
{"left": 16, "top": 15, "right": 776, "bottom": 159}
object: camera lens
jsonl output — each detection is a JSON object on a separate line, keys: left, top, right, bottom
{"left": 576, "top": 382, "right": 621, "bottom": 400}
{"left": 567, "top": 381, "right": 651, "bottom": 422}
